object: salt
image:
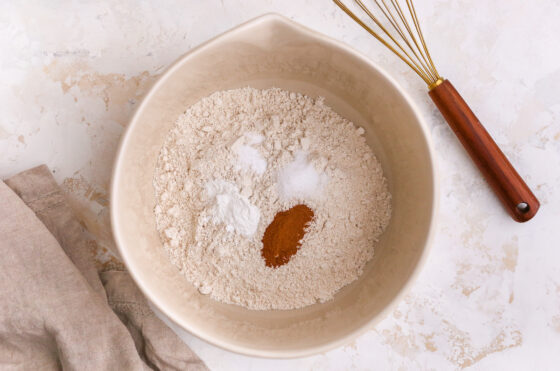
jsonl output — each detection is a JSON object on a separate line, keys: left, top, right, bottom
{"left": 277, "top": 151, "right": 327, "bottom": 200}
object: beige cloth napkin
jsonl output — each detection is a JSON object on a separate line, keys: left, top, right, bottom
{"left": 0, "top": 165, "right": 207, "bottom": 371}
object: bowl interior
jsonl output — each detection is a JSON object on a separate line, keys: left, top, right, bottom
{"left": 112, "top": 14, "right": 436, "bottom": 357}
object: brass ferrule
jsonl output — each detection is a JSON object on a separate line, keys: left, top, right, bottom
{"left": 428, "top": 78, "right": 445, "bottom": 90}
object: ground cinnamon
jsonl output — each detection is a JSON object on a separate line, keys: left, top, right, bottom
{"left": 261, "top": 204, "right": 314, "bottom": 268}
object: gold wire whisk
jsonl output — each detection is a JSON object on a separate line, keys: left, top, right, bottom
{"left": 332, "top": 0, "right": 540, "bottom": 222}
{"left": 333, "top": 0, "right": 442, "bottom": 87}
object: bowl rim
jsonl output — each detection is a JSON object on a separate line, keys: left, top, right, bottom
{"left": 110, "top": 12, "right": 439, "bottom": 359}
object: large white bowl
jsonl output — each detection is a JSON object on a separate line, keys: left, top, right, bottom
{"left": 111, "top": 13, "right": 438, "bottom": 358}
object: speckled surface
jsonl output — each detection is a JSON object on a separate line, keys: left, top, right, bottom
{"left": 1, "top": 1, "right": 560, "bottom": 369}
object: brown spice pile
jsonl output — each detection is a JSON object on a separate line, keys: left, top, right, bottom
{"left": 261, "top": 204, "right": 314, "bottom": 268}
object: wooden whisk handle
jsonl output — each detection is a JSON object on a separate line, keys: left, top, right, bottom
{"left": 429, "top": 80, "right": 540, "bottom": 222}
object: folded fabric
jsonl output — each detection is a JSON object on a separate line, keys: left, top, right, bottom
{"left": 0, "top": 165, "right": 207, "bottom": 371}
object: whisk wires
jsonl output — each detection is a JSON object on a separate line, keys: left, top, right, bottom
{"left": 333, "top": 0, "right": 442, "bottom": 87}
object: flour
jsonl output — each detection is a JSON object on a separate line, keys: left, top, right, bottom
{"left": 153, "top": 87, "right": 392, "bottom": 310}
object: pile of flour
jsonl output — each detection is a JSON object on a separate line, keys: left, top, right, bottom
{"left": 153, "top": 87, "right": 391, "bottom": 310}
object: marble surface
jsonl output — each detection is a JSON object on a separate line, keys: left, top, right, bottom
{"left": 2, "top": 1, "right": 560, "bottom": 369}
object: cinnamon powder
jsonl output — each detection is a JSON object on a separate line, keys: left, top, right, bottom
{"left": 261, "top": 204, "right": 314, "bottom": 268}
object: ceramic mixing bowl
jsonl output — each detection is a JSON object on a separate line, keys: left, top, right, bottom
{"left": 111, "top": 13, "right": 437, "bottom": 358}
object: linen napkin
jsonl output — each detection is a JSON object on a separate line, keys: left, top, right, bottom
{"left": 0, "top": 165, "right": 207, "bottom": 370}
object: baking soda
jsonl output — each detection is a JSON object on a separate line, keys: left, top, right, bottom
{"left": 205, "top": 179, "right": 260, "bottom": 236}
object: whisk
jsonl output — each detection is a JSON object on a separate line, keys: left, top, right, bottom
{"left": 333, "top": 0, "right": 539, "bottom": 222}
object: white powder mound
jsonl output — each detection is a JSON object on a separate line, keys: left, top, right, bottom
{"left": 153, "top": 87, "right": 392, "bottom": 310}
{"left": 232, "top": 133, "right": 267, "bottom": 175}
{"left": 205, "top": 180, "right": 260, "bottom": 237}
{"left": 277, "top": 151, "right": 327, "bottom": 200}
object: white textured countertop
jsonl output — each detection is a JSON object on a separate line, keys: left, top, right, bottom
{"left": 2, "top": 1, "right": 560, "bottom": 369}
